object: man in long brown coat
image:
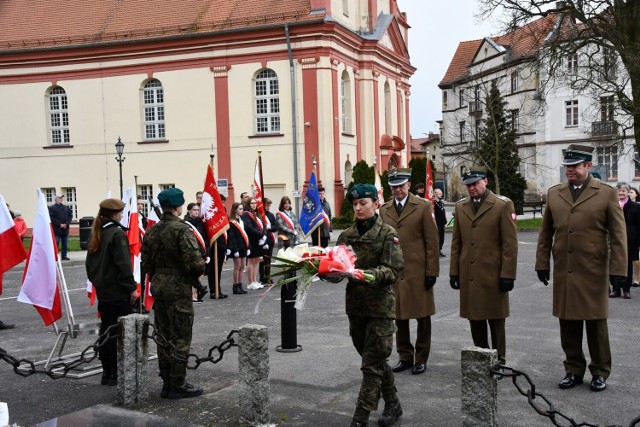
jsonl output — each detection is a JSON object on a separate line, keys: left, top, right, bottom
{"left": 380, "top": 168, "right": 440, "bottom": 375}
{"left": 449, "top": 168, "right": 517, "bottom": 365}
{"left": 535, "top": 144, "right": 627, "bottom": 392}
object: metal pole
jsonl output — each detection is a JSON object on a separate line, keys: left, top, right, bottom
{"left": 285, "top": 24, "right": 300, "bottom": 218}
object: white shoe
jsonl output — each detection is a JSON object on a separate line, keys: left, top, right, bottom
{"left": 247, "top": 282, "right": 262, "bottom": 290}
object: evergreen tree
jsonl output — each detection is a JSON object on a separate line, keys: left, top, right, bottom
{"left": 478, "top": 80, "right": 527, "bottom": 213}
{"left": 338, "top": 160, "right": 375, "bottom": 223}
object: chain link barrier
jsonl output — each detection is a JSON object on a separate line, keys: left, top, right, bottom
{"left": 0, "top": 322, "right": 239, "bottom": 379}
{"left": 492, "top": 365, "right": 640, "bottom": 427}
{"left": 0, "top": 323, "right": 119, "bottom": 379}
{"left": 144, "top": 324, "right": 239, "bottom": 369}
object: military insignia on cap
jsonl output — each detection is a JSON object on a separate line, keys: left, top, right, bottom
{"left": 562, "top": 144, "right": 594, "bottom": 166}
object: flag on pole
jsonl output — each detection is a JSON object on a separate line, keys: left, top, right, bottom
{"left": 253, "top": 157, "right": 267, "bottom": 224}
{"left": 0, "top": 194, "right": 27, "bottom": 295}
{"left": 299, "top": 171, "right": 324, "bottom": 238}
{"left": 86, "top": 280, "right": 97, "bottom": 306}
{"left": 127, "top": 189, "right": 142, "bottom": 296}
{"left": 201, "top": 164, "right": 230, "bottom": 245}
{"left": 426, "top": 159, "right": 435, "bottom": 202}
{"left": 17, "top": 189, "right": 62, "bottom": 326}
{"left": 374, "top": 170, "right": 386, "bottom": 206}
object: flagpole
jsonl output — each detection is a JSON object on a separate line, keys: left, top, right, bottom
{"left": 134, "top": 174, "right": 143, "bottom": 313}
{"left": 313, "top": 156, "right": 321, "bottom": 247}
{"left": 211, "top": 148, "right": 220, "bottom": 300}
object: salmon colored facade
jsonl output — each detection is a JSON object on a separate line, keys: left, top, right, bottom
{"left": 0, "top": 0, "right": 415, "bottom": 225}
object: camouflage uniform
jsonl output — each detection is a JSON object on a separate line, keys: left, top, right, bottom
{"left": 141, "top": 213, "right": 206, "bottom": 386}
{"left": 337, "top": 214, "right": 404, "bottom": 422}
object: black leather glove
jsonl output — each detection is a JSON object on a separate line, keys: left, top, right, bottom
{"left": 536, "top": 270, "right": 550, "bottom": 286}
{"left": 499, "top": 278, "right": 514, "bottom": 292}
{"left": 609, "top": 275, "right": 626, "bottom": 288}
{"left": 449, "top": 276, "right": 460, "bottom": 290}
{"left": 424, "top": 276, "right": 437, "bottom": 290}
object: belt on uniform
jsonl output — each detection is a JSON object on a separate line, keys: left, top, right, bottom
{"left": 155, "top": 267, "right": 184, "bottom": 275}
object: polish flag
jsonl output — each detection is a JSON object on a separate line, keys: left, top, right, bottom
{"left": 426, "top": 159, "right": 435, "bottom": 202}
{"left": 201, "top": 164, "right": 230, "bottom": 245}
{"left": 86, "top": 280, "right": 97, "bottom": 306}
{"left": 143, "top": 273, "right": 154, "bottom": 312}
{"left": 0, "top": 194, "right": 27, "bottom": 295}
{"left": 17, "top": 189, "right": 62, "bottom": 326}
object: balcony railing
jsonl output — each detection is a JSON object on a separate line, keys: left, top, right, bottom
{"left": 468, "top": 101, "right": 482, "bottom": 116}
{"left": 592, "top": 121, "right": 618, "bottom": 138}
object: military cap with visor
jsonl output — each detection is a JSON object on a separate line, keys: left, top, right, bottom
{"left": 462, "top": 167, "right": 487, "bottom": 185}
{"left": 348, "top": 184, "right": 379, "bottom": 202}
{"left": 388, "top": 168, "right": 412, "bottom": 186}
{"left": 158, "top": 188, "right": 185, "bottom": 207}
{"left": 562, "top": 144, "right": 594, "bottom": 166}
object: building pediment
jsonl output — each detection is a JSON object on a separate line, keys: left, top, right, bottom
{"left": 363, "top": 13, "right": 409, "bottom": 61}
{"left": 471, "top": 38, "right": 506, "bottom": 65}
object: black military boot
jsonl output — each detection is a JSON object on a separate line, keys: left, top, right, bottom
{"left": 232, "top": 284, "right": 242, "bottom": 295}
{"left": 167, "top": 382, "right": 203, "bottom": 399}
{"left": 238, "top": 283, "right": 248, "bottom": 294}
{"left": 160, "top": 376, "right": 170, "bottom": 398}
{"left": 377, "top": 399, "right": 402, "bottom": 426}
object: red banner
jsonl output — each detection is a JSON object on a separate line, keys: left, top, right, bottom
{"left": 201, "top": 164, "right": 230, "bottom": 245}
{"left": 426, "top": 159, "right": 435, "bottom": 202}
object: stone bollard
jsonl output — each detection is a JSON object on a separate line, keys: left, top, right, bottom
{"left": 238, "top": 324, "right": 271, "bottom": 426}
{"left": 117, "top": 314, "right": 150, "bottom": 406}
{"left": 461, "top": 347, "right": 498, "bottom": 427}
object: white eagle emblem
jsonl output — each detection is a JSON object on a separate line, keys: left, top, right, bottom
{"left": 200, "top": 192, "right": 218, "bottom": 221}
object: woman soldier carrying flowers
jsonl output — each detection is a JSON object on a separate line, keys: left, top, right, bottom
{"left": 336, "top": 184, "right": 404, "bottom": 427}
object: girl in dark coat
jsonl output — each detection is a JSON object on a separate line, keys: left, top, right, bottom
{"left": 242, "top": 196, "right": 267, "bottom": 289}
{"left": 227, "top": 202, "right": 249, "bottom": 294}
{"left": 612, "top": 182, "right": 640, "bottom": 298}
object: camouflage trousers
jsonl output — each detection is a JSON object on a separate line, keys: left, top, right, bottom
{"left": 154, "top": 298, "right": 194, "bottom": 385}
{"left": 348, "top": 316, "right": 397, "bottom": 421}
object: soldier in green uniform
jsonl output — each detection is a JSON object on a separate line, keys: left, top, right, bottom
{"left": 141, "top": 188, "right": 208, "bottom": 399}
{"left": 336, "top": 184, "right": 404, "bottom": 427}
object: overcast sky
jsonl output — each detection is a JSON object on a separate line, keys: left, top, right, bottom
{"left": 397, "top": 1, "right": 500, "bottom": 137}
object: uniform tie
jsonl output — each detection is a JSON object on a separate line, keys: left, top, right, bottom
{"left": 395, "top": 201, "right": 403, "bottom": 216}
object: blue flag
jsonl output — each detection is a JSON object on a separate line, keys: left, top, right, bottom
{"left": 299, "top": 171, "right": 324, "bottom": 238}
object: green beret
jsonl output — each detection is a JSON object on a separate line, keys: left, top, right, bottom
{"left": 158, "top": 188, "right": 185, "bottom": 207}
{"left": 348, "top": 184, "right": 379, "bottom": 202}
{"left": 99, "top": 198, "right": 125, "bottom": 212}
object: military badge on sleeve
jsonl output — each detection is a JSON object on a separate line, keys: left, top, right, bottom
{"left": 511, "top": 212, "right": 517, "bottom": 221}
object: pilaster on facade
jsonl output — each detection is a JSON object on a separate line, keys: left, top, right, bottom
{"left": 211, "top": 65, "right": 231, "bottom": 78}
{"left": 213, "top": 64, "right": 233, "bottom": 201}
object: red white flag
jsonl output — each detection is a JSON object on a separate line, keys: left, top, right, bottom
{"left": 127, "top": 196, "right": 142, "bottom": 294}
{"left": 201, "top": 164, "right": 230, "bottom": 245}
{"left": 17, "top": 189, "right": 62, "bottom": 326}
{"left": 87, "top": 280, "right": 97, "bottom": 306}
{"left": 0, "top": 194, "right": 27, "bottom": 295}
{"left": 253, "top": 157, "right": 268, "bottom": 224}
{"left": 426, "top": 159, "right": 435, "bottom": 202}
{"left": 143, "top": 274, "right": 154, "bottom": 312}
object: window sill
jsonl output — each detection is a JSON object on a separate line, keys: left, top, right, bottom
{"left": 44, "top": 144, "right": 73, "bottom": 149}
{"left": 248, "top": 133, "right": 284, "bottom": 139}
{"left": 341, "top": 132, "right": 355, "bottom": 138}
{"left": 138, "top": 139, "right": 169, "bottom": 144}
{"left": 564, "top": 125, "right": 579, "bottom": 128}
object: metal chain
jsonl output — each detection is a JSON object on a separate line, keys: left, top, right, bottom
{"left": 0, "top": 323, "right": 119, "bottom": 379}
{"left": 491, "top": 365, "right": 640, "bottom": 427}
{"left": 144, "top": 324, "right": 239, "bottom": 369}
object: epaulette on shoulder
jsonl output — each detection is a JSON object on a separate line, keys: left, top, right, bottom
{"left": 549, "top": 183, "right": 563, "bottom": 190}
{"left": 497, "top": 195, "right": 511, "bottom": 202}
{"left": 457, "top": 197, "right": 469, "bottom": 204}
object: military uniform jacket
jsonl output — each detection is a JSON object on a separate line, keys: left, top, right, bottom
{"left": 450, "top": 191, "right": 517, "bottom": 320}
{"left": 379, "top": 193, "right": 440, "bottom": 319}
{"left": 141, "top": 213, "right": 206, "bottom": 301}
{"left": 85, "top": 221, "right": 137, "bottom": 303}
{"left": 535, "top": 178, "right": 627, "bottom": 320}
{"left": 337, "top": 215, "right": 404, "bottom": 319}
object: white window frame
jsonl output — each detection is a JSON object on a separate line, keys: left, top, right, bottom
{"left": 600, "top": 95, "right": 615, "bottom": 122}
{"left": 48, "top": 86, "right": 70, "bottom": 145}
{"left": 254, "top": 69, "right": 280, "bottom": 134}
{"left": 510, "top": 71, "right": 519, "bottom": 93}
{"left": 143, "top": 79, "right": 165, "bottom": 140}
{"left": 138, "top": 185, "right": 153, "bottom": 217}
{"left": 340, "top": 71, "right": 352, "bottom": 133}
{"left": 159, "top": 184, "right": 175, "bottom": 191}
{"left": 596, "top": 145, "right": 618, "bottom": 180}
{"left": 41, "top": 188, "right": 56, "bottom": 205}
{"left": 459, "top": 121, "right": 466, "bottom": 143}
{"left": 459, "top": 89, "right": 465, "bottom": 108}
{"left": 511, "top": 109, "right": 520, "bottom": 132}
{"left": 567, "top": 53, "right": 578, "bottom": 74}
{"left": 62, "top": 187, "right": 78, "bottom": 221}
{"left": 565, "top": 100, "right": 579, "bottom": 127}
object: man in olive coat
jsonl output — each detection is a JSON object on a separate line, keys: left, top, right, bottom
{"left": 379, "top": 168, "right": 440, "bottom": 375}
{"left": 449, "top": 168, "right": 517, "bottom": 364}
{"left": 535, "top": 144, "right": 627, "bottom": 392}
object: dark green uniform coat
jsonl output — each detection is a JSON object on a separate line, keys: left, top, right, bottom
{"left": 337, "top": 215, "right": 404, "bottom": 318}
{"left": 535, "top": 178, "right": 627, "bottom": 320}
{"left": 379, "top": 193, "right": 439, "bottom": 319}
{"left": 450, "top": 191, "right": 518, "bottom": 320}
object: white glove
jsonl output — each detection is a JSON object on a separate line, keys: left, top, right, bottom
{"left": 234, "top": 251, "right": 240, "bottom": 257}
{"left": 294, "top": 230, "right": 298, "bottom": 236}
{"left": 226, "top": 249, "right": 231, "bottom": 256}
{"left": 262, "top": 244, "right": 269, "bottom": 250}
{"left": 247, "top": 249, "right": 251, "bottom": 256}
{"left": 204, "top": 256, "right": 210, "bottom": 264}
{"left": 258, "top": 236, "right": 267, "bottom": 246}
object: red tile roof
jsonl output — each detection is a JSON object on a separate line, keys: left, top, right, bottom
{"left": 0, "top": 0, "right": 322, "bottom": 51}
{"left": 439, "top": 13, "right": 561, "bottom": 86}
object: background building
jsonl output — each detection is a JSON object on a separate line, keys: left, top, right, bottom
{"left": 0, "top": 0, "right": 415, "bottom": 226}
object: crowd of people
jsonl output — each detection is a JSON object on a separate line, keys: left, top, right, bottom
{"left": 3, "top": 144, "right": 637, "bottom": 427}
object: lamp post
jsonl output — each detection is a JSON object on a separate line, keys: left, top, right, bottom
{"left": 115, "top": 137, "right": 125, "bottom": 199}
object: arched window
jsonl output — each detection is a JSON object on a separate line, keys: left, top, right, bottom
{"left": 47, "top": 86, "right": 70, "bottom": 145}
{"left": 384, "top": 82, "right": 391, "bottom": 135}
{"left": 344, "top": 160, "right": 353, "bottom": 188}
{"left": 254, "top": 69, "right": 280, "bottom": 134}
{"left": 142, "top": 79, "right": 165, "bottom": 140}
{"left": 341, "top": 71, "right": 352, "bottom": 133}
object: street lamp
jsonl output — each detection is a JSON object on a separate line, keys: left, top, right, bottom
{"left": 115, "top": 137, "right": 125, "bottom": 199}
